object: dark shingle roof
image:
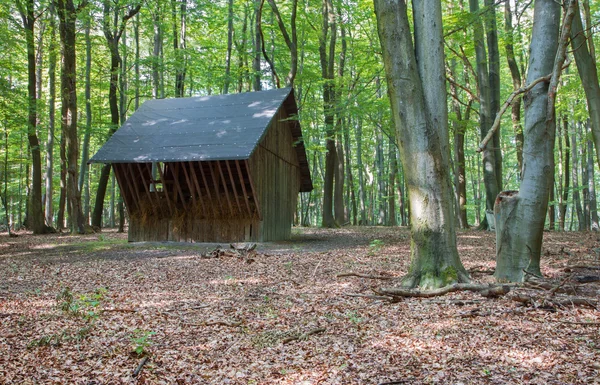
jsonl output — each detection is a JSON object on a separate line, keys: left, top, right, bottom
{"left": 90, "top": 88, "right": 312, "bottom": 191}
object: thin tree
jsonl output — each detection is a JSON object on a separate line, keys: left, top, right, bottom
{"left": 92, "top": 1, "right": 141, "bottom": 229}
{"left": 16, "top": 0, "right": 49, "bottom": 234}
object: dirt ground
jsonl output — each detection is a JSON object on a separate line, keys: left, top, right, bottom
{"left": 0, "top": 227, "right": 599, "bottom": 384}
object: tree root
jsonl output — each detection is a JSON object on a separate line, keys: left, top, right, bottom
{"left": 377, "top": 283, "right": 512, "bottom": 299}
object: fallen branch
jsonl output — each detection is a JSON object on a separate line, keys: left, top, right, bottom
{"left": 337, "top": 272, "right": 396, "bottom": 280}
{"left": 282, "top": 327, "right": 326, "bottom": 344}
{"left": 378, "top": 283, "right": 512, "bottom": 299}
{"left": 204, "top": 320, "right": 243, "bottom": 327}
{"left": 344, "top": 293, "right": 394, "bottom": 301}
{"left": 564, "top": 264, "right": 600, "bottom": 271}
{"left": 510, "top": 293, "right": 598, "bottom": 309}
{"left": 132, "top": 356, "right": 149, "bottom": 377}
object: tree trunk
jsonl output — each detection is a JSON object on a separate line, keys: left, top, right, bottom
{"left": 356, "top": 117, "right": 366, "bottom": 225}
{"left": 17, "top": 0, "right": 47, "bottom": 234}
{"left": 504, "top": 1, "right": 524, "bottom": 175}
{"left": 224, "top": 0, "right": 234, "bottom": 93}
{"left": 79, "top": 13, "right": 92, "bottom": 224}
{"left": 388, "top": 138, "right": 397, "bottom": 226}
{"left": 45, "top": 4, "right": 57, "bottom": 228}
{"left": 582, "top": 125, "right": 590, "bottom": 230}
{"left": 587, "top": 130, "right": 599, "bottom": 230}
{"left": 572, "top": 126, "right": 584, "bottom": 229}
{"left": 252, "top": 0, "right": 262, "bottom": 91}
{"left": 320, "top": 0, "right": 337, "bottom": 228}
{"left": 571, "top": 2, "right": 600, "bottom": 170}
{"left": 374, "top": 0, "right": 468, "bottom": 289}
{"left": 54, "top": 0, "right": 86, "bottom": 234}
{"left": 93, "top": 3, "right": 140, "bottom": 229}
{"left": 558, "top": 116, "right": 570, "bottom": 230}
{"left": 495, "top": 0, "right": 570, "bottom": 282}
{"left": 470, "top": 0, "right": 499, "bottom": 230}
{"left": 484, "top": 0, "right": 502, "bottom": 190}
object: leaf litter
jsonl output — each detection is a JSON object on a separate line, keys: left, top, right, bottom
{"left": 0, "top": 227, "right": 598, "bottom": 384}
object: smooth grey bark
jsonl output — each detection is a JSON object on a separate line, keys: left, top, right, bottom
{"left": 78, "top": 13, "right": 92, "bottom": 224}
{"left": 45, "top": 4, "right": 57, "bottom": 227}
{"left": 571, "top": 2, "right": 600, "bottom": 171}
{"left": 374, "top": 0, "right": 468, "bottom": 289}
{"left": 504, "top": 2, "right": 524, "bottom": 174}
{"left": 587, "top": 131, "right": 598, "bottom": 230}
{"left": 356, "top": 117, "right": 366, "bottom": 225}
{"left": 320, "top": 0, "right": 337, "bottom": 228}
{"left": 495, "top": 0, "right": 569, "bottom": 282}
{"left": 558, "top": 116, "right": 570, "bottom": 231}
{"left": 469, "top": 0, "right": 499, "bottom": 229}
{"left": 224, "top": 0, "right": 234, "bottom": 93}
{"left": 572, "top": 126, "right": 584, "bottom": 229}
{"left": 252, "top": 0, "right": 262, "bottom": 91}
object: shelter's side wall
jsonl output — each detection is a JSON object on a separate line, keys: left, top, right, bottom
{"left": 129, "top": 217, "right": 260, "bottom": 243}
{"left": 249, "top": 107, "right": 301, "bottom": 241}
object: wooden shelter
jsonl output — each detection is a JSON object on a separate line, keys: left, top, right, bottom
{"left": 90, "top": 88, "right": 312, "bottom": 242}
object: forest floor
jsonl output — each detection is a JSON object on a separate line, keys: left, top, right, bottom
{"left": 0, "top": 226, "right": 599, "bottom": 385}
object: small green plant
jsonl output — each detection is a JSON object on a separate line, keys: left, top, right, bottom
{"left": 56, "top": 286, "right": 107, "bottom": 320}
{"left": 284, "top": 261, "right": 293, "bottom": 274}
{"left": 97, "top": 234, "right": 107, "bottom": 242}
{"left": 369, "top": 239, "right": 385, "bottom": 255}
{"left": 130, "top": 330, "right": 156, "bottom": 355}
{"left": 346, "top": 310, "right": 363, "bottom": 324}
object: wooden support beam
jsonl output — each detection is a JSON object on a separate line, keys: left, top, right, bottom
{"left": 113, "top": 163, "right": 137, "bottom": 214}
{"left": 181, "top": 162, "right": 198, "bottom": 208}
{"left": 188, "top": 161, "right": 206, "bottom": 217}
{"left": 136, "top": 163, "right": 161, "bottom": 218}
{"left": 207, "top": 162, "right": 225, "bottom": 215}
{"left": 235, "top": 160, "right": 253, "bottom": 217}
{"left": 156, "top": 162, "right": 173, "bottom": 217}
{"left": 245, "top": 160, "right": 262, "bottom": 220}
{"left": 217, "top": 161, "right": 234, "bottom": 216}
{"left": 198, "top": 162, "right": 218, "bottom": 217}
{"left": 225, "top": 160, "right": 242, "bottom": 216}
{"left": 124, "top": 163, "right": 145, "bottom": 215}
{"left": 171, "top": 162, "right": 189, "bottom": 211}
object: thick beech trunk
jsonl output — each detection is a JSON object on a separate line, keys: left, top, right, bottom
{"left": 374, "top": 0, "right": 468, "bottom": 289}
{"left": 495, "top": 0, "right": 569, "bottom": 282}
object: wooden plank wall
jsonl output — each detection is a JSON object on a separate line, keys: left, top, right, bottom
{"left": 248, "top": 107, "right": 302, "bottom": 241}
{"left": 117, "top": 159, "right": 263, "bottom": 243}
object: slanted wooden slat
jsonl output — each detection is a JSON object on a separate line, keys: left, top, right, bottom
{"left": 188, "top": 161, "right": 206, "bottom": 217}
{"left": 171, "top": 162, "right": 189, "bottom": 210}
{"left": 207, "top": 162, "right": 225, "bottom": 215}
{"left": 217, "top": 161, "right": 234, "bottom": 216}
{"left": 113, "top": 164, "right": 137, "bottom": 214}
{"left": 156, "top": 163, "right": 173, "bottom": 216}
{"left": 181, "top": 162, "right": 198, "bottom": 208}
{"left": 198, "top": 162, "right": 218, "bottom": 217}
{"left": 245, "top": 160, "right": 262, "bottom": 220}
{"left": 235, "top": 160, "right": 252, "bottom": 217}
{"left": 136, "top": 163, "right": 161, "bottom": 217}
{"left": 225, "top": 160, "right": 242, "bottom": 216}
{"left": 123, "top": 163, "right": 143, "bottom": 214}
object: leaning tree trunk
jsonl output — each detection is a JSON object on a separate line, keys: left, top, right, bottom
{"left": 571, "top": 3, "right": 600, "bottom": 171}
{"left": 374, "top": 0, "right": 468, "bottom": 289}
{"left": 495, "top": 0, "right": 570, "bottom": 282}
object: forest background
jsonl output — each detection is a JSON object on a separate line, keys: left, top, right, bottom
{"left": 1, "top": 0, "right": 599, "bottom": 236}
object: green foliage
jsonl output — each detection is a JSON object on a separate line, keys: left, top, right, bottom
{"left": 368, "top": 239, "right": 384, "bottom": 255}
{"left": 56, "top": 286, "right": 108, "bottom": 321}
{"left": 130, "top": 329, "right": 156, "bottom": 355}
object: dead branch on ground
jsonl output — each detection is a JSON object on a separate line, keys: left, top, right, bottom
{"left": 282, "top": 327, "right": 326, "bottom": 344}
{"left": 337, "top": 272, "right": 396, "bottom": 280}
